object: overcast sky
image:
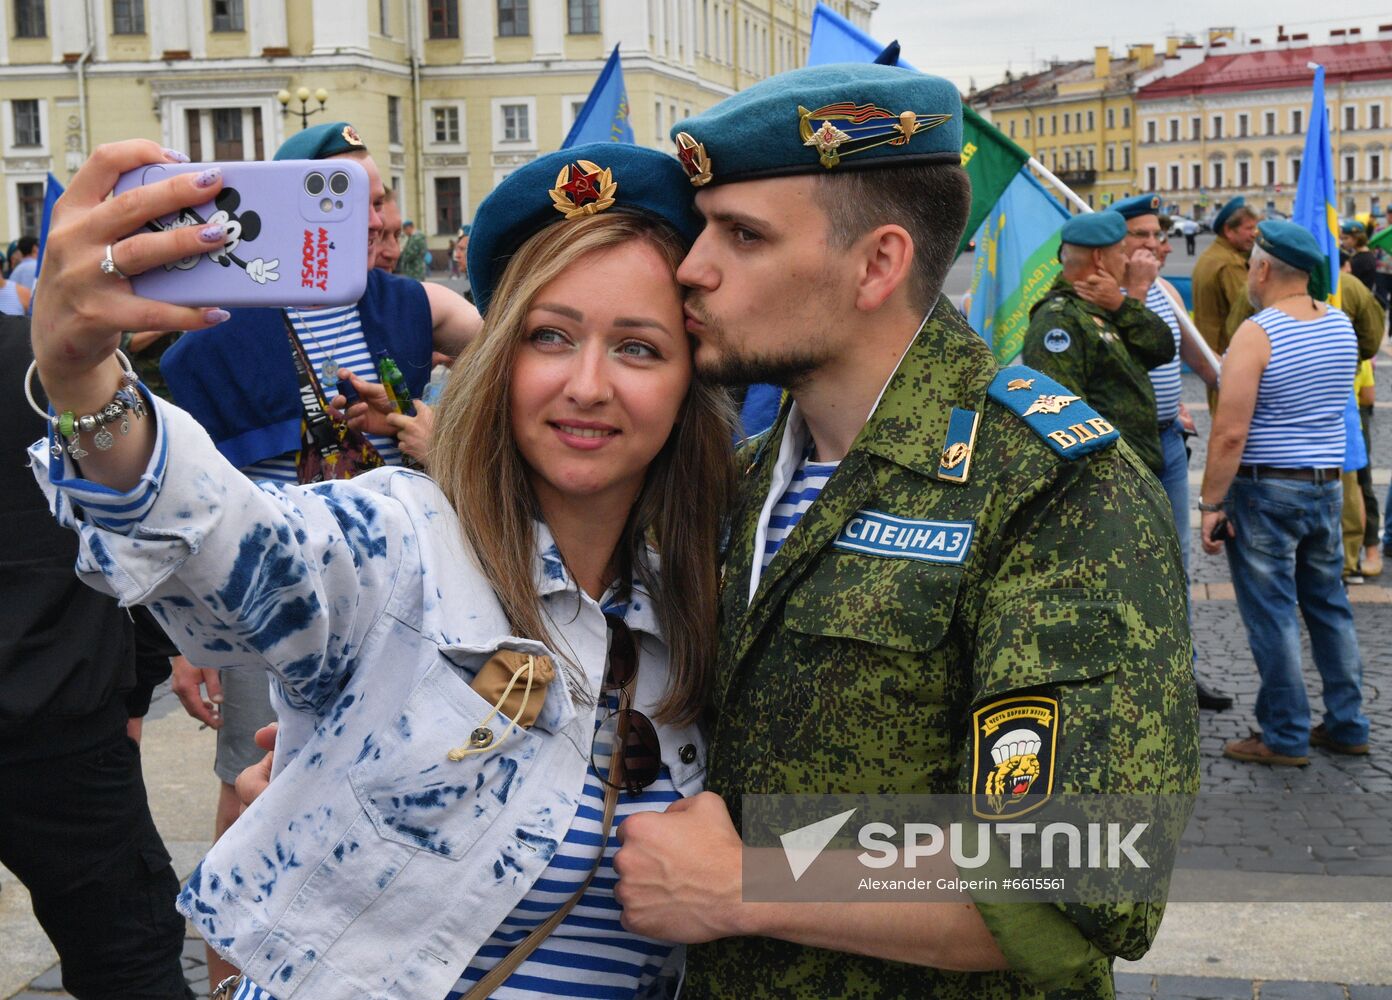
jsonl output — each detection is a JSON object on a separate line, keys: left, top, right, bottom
{"left": 868, "top": 2, "right": 1390, "bottom": 92}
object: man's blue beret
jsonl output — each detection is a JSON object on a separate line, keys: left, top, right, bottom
{"left": 1109, "top": 193, "right": 1161, "bottom": 220}
{"left": 274, "top": 122, "right": 367, "bottom": 161}
{"left": 1212, "top": 196, "right": 1247, "bottom": 234}
{"left": 1060, "top": 211, "right": 1126, "bottom": 248}
{"left": 1255, "top": 219, "right": 1331, "bottom": 300}
{"left": 1340, "top": 219, "right": 1366, "bottom": 236}
{"left": 466, "top": 143, "right": 700, "bottom": 315}
{"left": 669, "top": 63, "right": 961, "bottom": 187}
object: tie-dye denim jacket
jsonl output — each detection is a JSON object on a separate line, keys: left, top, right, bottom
{"left": 29, "top": 397, "right": 706, "bottom": 1000}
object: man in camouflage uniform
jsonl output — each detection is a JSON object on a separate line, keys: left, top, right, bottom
{"left": 612, "top": 64, "right": 1198, "bottom": 999}
{"left": 1022, "top": 212, "right": 1175, "bottom": 478}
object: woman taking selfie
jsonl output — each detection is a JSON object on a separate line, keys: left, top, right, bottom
{"left": 27, "top": 139, "right": 734, "bottom": 999}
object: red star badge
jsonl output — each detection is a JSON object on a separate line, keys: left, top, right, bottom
{"left": 561, "top": 163, "right": 603, "bottom": 206}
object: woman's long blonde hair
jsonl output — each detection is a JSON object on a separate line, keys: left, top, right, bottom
{"left": 430, "top": 211, "right": 736, "bottom": 725}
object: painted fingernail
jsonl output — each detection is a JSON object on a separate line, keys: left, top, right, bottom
{"left": 195, "top": 167, "right": 222, "bottom": 188}
{"left": 163, "top": 147, "right": 191, "bottom": 163}
{"left": 199, "top": 223, "right": 226, "bottom": 242}
{"left": 203, "top": 308, "right": 231, "bottom": 324}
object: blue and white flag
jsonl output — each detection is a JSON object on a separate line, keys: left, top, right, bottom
{"left": 36, "top": 171, "right": 64, "bottom": 277}
{"left": 1291, "top": 64, "right": 1340, "bottom": 308}
{"left": 562, "top": 44, "right": 634, "bottom": 147}
{"left": 808, "top": 3, "right": 900, "bottom": 66}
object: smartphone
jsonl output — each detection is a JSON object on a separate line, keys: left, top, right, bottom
{"left": 1208, "top": 516, "right": 1230, "bottom": 543}
{"left": 112, "top": 159, "right": 370, "bottom": 308}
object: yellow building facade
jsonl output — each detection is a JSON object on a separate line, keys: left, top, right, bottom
{"left": 0, "top": 0, "right": 869, "bottom": 253}
{"left": 970, "top": 46, "right": 1158, "bottom": 209}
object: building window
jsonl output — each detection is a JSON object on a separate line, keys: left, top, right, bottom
{"left": 1063, "top": 115, "right": 1070, "bottom": 134}
{"left": 1371, "top": 105, "right": 1382, "bottom": 130}
{"left": 379, "top": 0, "right": 390, "bottom": 34}
{"left": 1051, "top": 114, "right": 1057, "bottom": 135}
{"left": 1263, "top": 159, "right": 1276, "bottom": 186}
{"left": 1145, "top": 120, "right": 1156, "bottom": 143}
{"left": 1122, "top": 143, "right": 1130, "bottom": 170}
{"left": 1344, "top": 154, "right": 1356, "bottom": 182}
{"left": 1212, "top": 161, "right": 1224, "bottom": 188}
{"left": 428, "top": 0, "right": 458, "bottom": 38}
{"left": 1063, "top": 150, "right": 1071, "bottom": 170}
{"left": 14, "top": 0, "right": 45, "bottom": 37}
{"left": 568, "top": 0, "right": 599, "bottom": 33}
{"left": 1190, "top": 116, "right": 1201, "bottom": 141}
{"left": 17, "top": 181, "right": 43, "bottom": 236}
{"left": 1087, "top": 110, "right": 1094, "bottom": 131}
{"left": 1191, "top": 163, "right": 1201, "bottom": 189}
{"left": 1169, "top": 164, "right": 1180, "bottom": 189}
{"left": 1106, "top": 108, "right": 1114, "bottom": 129}
{"left": 1168, "top": 119, "right": 1179, "bottom": 142}
{"left": 388, "top": 96, "right": 401, "bottom": 145}
{"left": 1008, "top": 119, "right": 1015, "bottom": 139}
{"left": 113, "top": 0, "right": 145, "bottom": 34}
{"left": 1106, "top": 145, "right": 1115, "bottom": 171}
{"left": 212, "top": 107, "right": 246, "bottom": 159}
{"left": 654, "top": 101, "right": 663, "bottom": 142}
{"left": 501, "top": 103, "right": 529, "bottom": 142}
{"left": 434, "top": 177, "right": 461, "bottom": 235}
{"left": 1237, "top": 113, "right": 1249, "bottom": 138}
{"left": 1037, "top": 116, "right": 1044, "bottom": 135}
{"left": 498, "top": 0, "right": 529, "bottom": 36}
{"left": 1264, "top": 111, "right": 1276, "bottom": 136}
{"left": 1291, "top": 109, "right": 1303, "bottom": 134}
{"left": 1290, "top": 157, "right": 1301, "bottom": 183}
{"left": 1146, "top": 165, "right": 1157, "bottom": 189}
{"left": 1210, "top": 115, "right": 1222, "bottom": 139}
{"left": 12, "top": 100, "right": 41, "bottom": 147}
{"left": 1344, "top": 106, "right": 1356, "bottom": 131}
{"left": 432, "top": 106, "right": 459, "bottom": 144}
{"left": 1371, "top": 151, "right": 1382, "bottom": 181}
{"left": 1087, "top": 147, "right": 1094, "bottom": 169}
{"left": 1024, "top": 118, "right": 1030, "bottom": 138}
{"left": 211, "top": 0, "right": 244, "bottom": 31}
{"left": 1122, "top": 107, "right": 1130, "bottom": 127}
{"left": 1238, "top": 159, "right": 1250, "bottom": 187}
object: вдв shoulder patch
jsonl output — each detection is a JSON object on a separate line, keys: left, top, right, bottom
{"left": 987, "top": 365, "right": 1119, "bottom": 460}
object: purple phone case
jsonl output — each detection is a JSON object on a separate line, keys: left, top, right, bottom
{"left": 111, "top": 159, "right": 370, "bottom": 308}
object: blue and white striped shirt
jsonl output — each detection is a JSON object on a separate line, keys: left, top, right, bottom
{"left": 240, "top": 305, "right": 403, "bottom": 484}
{"left": 1241, "top": 305, "right": 1358, "bottom": 468}
{"left": 1145, "top": 283, "right": 1183, "bottom": 426}
{"left": 761, "top": 448, "right": 839, "bottom": 570}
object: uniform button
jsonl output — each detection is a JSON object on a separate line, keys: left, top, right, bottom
{"left": 679, "top": 743, "right": 697, "bottom": 764}
{"left": 470, "top": 727, "right": 493, "bottom": 748}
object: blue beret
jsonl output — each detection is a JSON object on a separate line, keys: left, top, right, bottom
{"left": 459, "top": 225, "right": 471, "bottom": 236}
{"left": 1212, "top": 196, "right": 1247, "bottom": 234}
{"left": 1340, "top": 219, "right": 1366, "bottom": 236}
{"left": 274, "top": 122, "right": 367, "bottom": 161}
{"left": 669, "top": 63, "right": 961, "bottom": 187}
{"left": 1255, "top": 220, "right": 1331, "bottom": 300}
{"left": 1108, "top": 193, "right": 1161, "bottom": 220}
{"left": 1060, "top": 211, "right": 1126, "bottom": 248}
{"left": 466, "top": 143, "right": 700, "bottom": 315}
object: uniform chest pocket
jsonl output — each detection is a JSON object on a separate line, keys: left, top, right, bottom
{"left": 783, "top": 546, "right": 966, "bottom": 653}
{"left": 348, "top": 657, "right": 542, "bottom": 860}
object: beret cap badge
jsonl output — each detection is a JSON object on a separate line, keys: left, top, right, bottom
{"left": 674, "top": 132, "right": 713, "bottom": 187}
{"left": 548, "top": 159, "right": 618, "bottom": 220}
{"left": 341, "top": 124, "right": 364, "bottom": 147}
{"left": 797, "top": 102, "right": 951, "bottom": 169}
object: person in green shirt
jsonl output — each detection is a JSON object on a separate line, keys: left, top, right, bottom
{"left": 1022, "top": 212, "right": 1176, "bottom": 477}
{"left": 611, "top": 63, "right": 1198, "bottom": 1000}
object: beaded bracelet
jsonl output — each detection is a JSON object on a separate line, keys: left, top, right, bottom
{"left": 24, "top": 350, "right": 147, "bottom": 461}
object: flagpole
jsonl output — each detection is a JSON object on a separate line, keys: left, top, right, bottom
{"left": 1025, "top": 158, "right": 1222, "bottom": 376}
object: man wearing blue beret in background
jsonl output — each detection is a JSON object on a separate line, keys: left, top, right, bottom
{"left": 1199, "top": 220, "right": 1369, "bottom": 766}
{"left": 612, "top": 62, "right": 1197, "bottom": 1000}
{"left": 1022, "top": 210, "right": 1175, "bottom": 478}
{"left": 1193, "top": 196, "right": 1258, "bottom": 363}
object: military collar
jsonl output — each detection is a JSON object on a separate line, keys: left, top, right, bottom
{"left": 854, "top": 296, "right": 998, "bottom": 480}
{"left": 1215, "top": 236, "right": 1250, "bottom": 261}
{"left": 1045, "top": 275, "right": 1117, "bottom": 320}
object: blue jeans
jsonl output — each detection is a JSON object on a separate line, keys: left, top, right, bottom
{"left": 1225, "top": 475, "right": 1369, "bottom": 756}
{"left": 1157, "top": 422, "right": 1194, "bottom": 668}
{"left": 1383, "top": 478, "right": 1392, "bottom": 550}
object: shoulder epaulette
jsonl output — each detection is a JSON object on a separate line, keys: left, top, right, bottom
{"left": 987, "top": 365, "right": 1119, "bottom": 461}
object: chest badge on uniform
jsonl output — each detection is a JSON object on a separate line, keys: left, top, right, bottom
{"left": 1006, "top": 378, "right": 1035, "bottom": 392}
{"left": 971, "top": 694, "right": 1059, "bottom": 820}
{"left": 1023, "top": 393, "right": 1079, "bottom": 417}
{"left": 1043, "top": 328, "right": 1071, "bottom": 353}
{"left": 833, "top": 510, "right": 975, "bottom": 565}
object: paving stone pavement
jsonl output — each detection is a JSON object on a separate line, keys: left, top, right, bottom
{"left": 7, "top": 372, "right": 1392, "bottom": 997}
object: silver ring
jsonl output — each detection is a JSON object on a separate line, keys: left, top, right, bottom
{"left": 100, "top": 243, "right": 129, "bottom": 280}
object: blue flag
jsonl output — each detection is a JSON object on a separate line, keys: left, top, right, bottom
{"left": 1291, "top": 64, "right": 1340, "bottom": 307}
{"left": 967, "top": 169, "right": 1070, "bottom": 364}
{"left": 563, "top": 44, "right": 634, "bottom": 148}
{"left": 36, "top": 172, "right": 64, "bottom": 278}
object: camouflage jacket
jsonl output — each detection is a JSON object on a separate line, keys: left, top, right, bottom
{"left": 1191, "top": 236, "right": 1248, "bottom": 352}
{"left": 397, "top": 232, "right": 428, "bottom": 281}
{"left": 1022, "top": 277, "right": 1174, "bottom": 477}
{"left": 685, "top": 298, "right": 1199, "bottom": 1000}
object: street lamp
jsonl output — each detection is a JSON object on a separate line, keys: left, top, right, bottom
{"left": 278, "top": 86, "right": 329, "bottom": 129}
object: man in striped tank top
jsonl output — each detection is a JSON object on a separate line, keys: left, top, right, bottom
{"left": 1199, "top": 221, "right": 1370, "bottom": 766}
{"left": 1110, "top": 195, "right": 1229, "bottom": 710}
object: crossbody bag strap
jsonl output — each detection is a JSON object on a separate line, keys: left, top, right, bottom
{"left": 460, "top": 775, "right": 622, "bottom": 999}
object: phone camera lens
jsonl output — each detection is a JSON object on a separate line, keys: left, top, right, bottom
{"left": 328, "top": 171, "right": 350, "bottom": 196}
{"left": 304, "top": 172, "right": 326, "bottom": 196}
